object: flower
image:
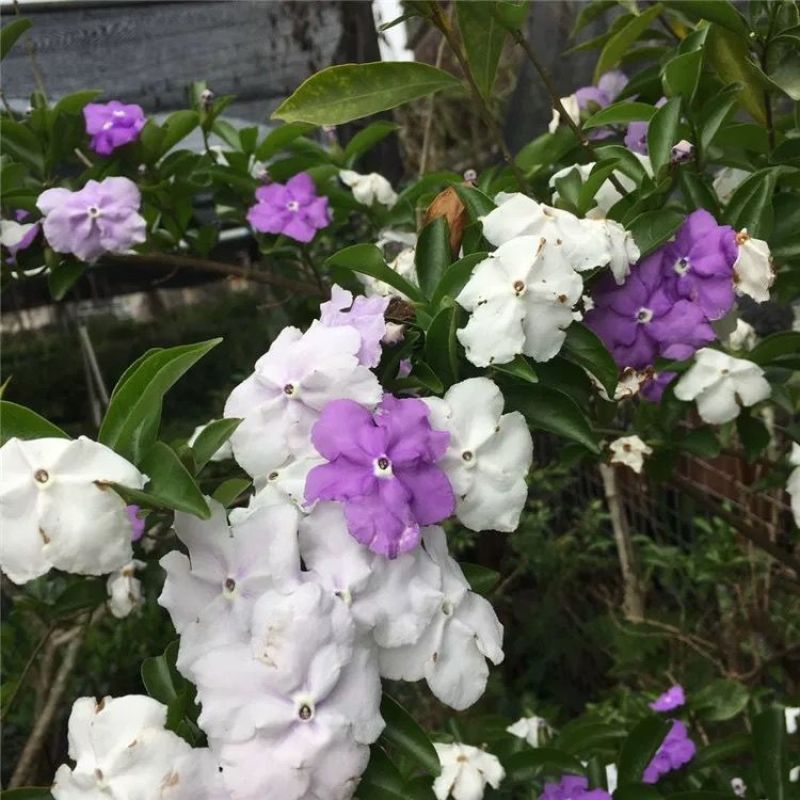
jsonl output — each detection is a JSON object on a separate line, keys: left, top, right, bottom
{"left": 37, "top": 178, "right": 147, "bottom": 262}
{"left": 424, "top": 378, "right": 532, "bottom": 532}
{"left": 724, "top": 318, "right": 757, "bottom": 351}
{"left": 0, "top": 437, "right": 145, "bottom": 584}
{"left": 163, "top": 748, "right": 230, "bottom": 800}
{"left": 319, "top": 284, "right": 389, "bottom": 367}
{"left": 734, "top": 229, "right": 774, "bottom": 302}
{"left": 51, "top": 695, "right": 191, "bottom": 800}
{"left": 0, "top": 213, "right": 39, "bottom": 261}
{"left": 625, "top": 98, "right": 666, "bottom": 154}
{"left": 159, "top": 493, "right": 301, "bottom": 675}
{"left": 379, "top": 527, "right": 504, "bottom": 710}
{"left": 83, "top": 100, "right": 146, "bottom": 155}
{"left": 713, "top": 167, "right": 749, "bottom": 204}
{"left": 432, "top": 742, "right": 505, "bottom": 800}
{"left": 674, "top": 348, "right": 771, "bottom": 424}
{"left": 787, "top": 706, "right": 800, "bottom": 734}
{"left": 730, "top": 777, "right": 747, "bottom": 798}
{"left": 609, "top": 435, "right": 653, "bottom": 474}
{"left": 339, "top": 169, "right": 397, "bottom": 207}
{"left": 671, "top": 139, "right": 694, "bottom": 163}
{"left": 540, "top": 774, "right": 610, "bottom": 800}
{"left": 304, "top": 395, "right": 454, "bottom": 558}
{"left": 106, "top": 559, "right": 145, "bottom": 618}
{"left": 641, "top": 370, "right": 676, "bottom": 403}
{"left": 643, "top": 720, "right": 696, "bottom": 783}
{"left": 187, "top": 422, "right": 234, "bottom": 462}
{"left": 650, "top": 684, "right": 686, "bottom": 712}
{"left": 549, "top": 94, "right": 580, "bottom": 134}
{"left": 224, "top": 321, "right": 381, "bottom": 479}
{"left": 506, "top": 715, "right": 552, "bottom": 748}
{"left": 456, "top": 236, "right": 583, "bottom": 366}
{"left": 359, "top": 243, "right": 418, "bottom": 300}
{"left": 663, "top": 209, "right": 738, "bottom": 321}
{"left": 480, "top": 192, "right": 639, "bottom": 284}
{"left": 788, "top": 444, "right": 800, "bottom": 529}
{"left": 585, "top": 252, "right": 716, "bottom": 370}
{"left": 299, "top": 502, "right": 442, "bottom": 648}
{"left": 126, "top": 504, "right": 146, "bottom": 541}
{"left": 575, "top": 70, "right": 628, "bottom": 111}
{"left": 247, "top": 172, "right": 330, "bottom": 243}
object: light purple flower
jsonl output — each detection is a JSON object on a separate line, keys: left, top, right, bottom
{"left": 0, "top": 210, "right": 40, "bottom": 263}
{"left": 671, "top": 139, "right": 694, "bottom": 164}
{"left": 575, "top": 70, "right": 628, "bottom": 140}
{"left": 319, "top": 285, "right": 389, "bottom": 368}
{"left": 662, "top": 209, "right": 738, "bottom": 320}
{"left": 304, "top": 395, "right": 455, "bottom": 559}
{"left": 643, "top": 720, "right": 696, "bottom": 783}
{"left": 126, "top": 505, "right": 146, "bottom": 542}
{"left": 247, "top": 172, "right": 330, "bottom": 243}
{"left": 83, "top": 101, "right": 146, "bottom": 156}
{"left": 585, "top": 251, "right": 716, "bottom": 370}
{"left": 37, "top": 178, "right": 146, "bottom": 263}
{"left": 625, "top": 97, "right": 666, "bottom": 154}
{"left": 650, "top": 684, "right": 686, "bottom": 712}
{"left": 640, "top": 371, "right": 676, "bottom": 403}
{"left": 541, "top": 775, "right": 611, "bottom": 800}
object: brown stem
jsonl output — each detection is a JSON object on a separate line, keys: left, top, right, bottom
{"left": 419, "top": 30, "right": 448, "bottom": 177}
{"left": 508, "top": 26, "right": 629, "bottom": 197}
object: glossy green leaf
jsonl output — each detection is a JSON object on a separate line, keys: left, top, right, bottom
{"left": 211, "top": 477, "right": 252, "bottom": 507}
{"left": 160, "top": 110, "right": 200, "bottom": 154}
{"left": 326, "top": 244, "right": 425, "bottom": 303}
{"left": 691, "top": 734, "right": 751, "bottom": 768}
{"left": 140, "top": 441, "right": 210, "bottom": 519}
{"left": 142, "top": 641, "right": 183, "bottom": 705}
{"left": 699, "top": 83, "right": 741, "bottom": 150}
{"left": 343, "top": 120, "right": 398, "bottom": 163}
{"left": 272, "top": 62, "right": 462, "bottom": 125}
{"left": 737, "top": 414, "right": 770, "bottom": 462}
{"left": 556, "top": 719, "right": 626, "bottom": 754}
{"left": 594, "top": 4, "right": 663, "bottom": 82}
{"left": 53, "top": 90, "right": 102, "bottom": 116}
{"left": 424, "top": 304, "right": 459, "bottom": 388}
{"left": 724, "top": 169, "right": 777, "bottom": 238}
{"left": 492, "top": 354, "right": 538, "bottom": 384}
{"left": 614, "top": 785, "right": 663, "bottom": 800}
{"left": 678, "top": 169, "right": 720, "bottom": 215}
{"left": 505, "top": 748, "right": 585, "bottom": 781}
{"left": 748, "top": 331, "right": 800, "bottom": 367}
{"left": 0, "top": 401, "right": 69, "bottom": 444}
{"left": 681, "top": 428, "right": 721, "bottom": 458}
{"left": 583, "top": 101, "right": 656, "bottom": 129}
{"left": 358, "top": 747, "right": 407, "bottom": 800}
{"left": 51, "top": 579, "right": 107, "bottom": 619}
{"left": 753, "top": 707, "right": 789, "bottom": 800}
{"left": 563, "top": 323, "right": 618, "bottom": 398}
{"left": 457, "top": 1, "right": 506, "bottom": 96}
{"left": 577, "top": 160, "right": 621, "bottom": 216}
{"left": 415, "top": 216, "right": 451, "bottom": 299}
{"left": 515, "top": 128, "right": 577, "bottom": 174}
{"left": 48, "top": 260, "right": 85, "bottom": 301}
{"left": 189, "top": 418, "right": 240, "bottom": 471}
{"left": 453, "top": 183, "right": 496, "bottom": 222}
{"left": 0, "top": 789, "right": 55, "bottom": 800}
{"left": 647, "top": 96, "right": 682, "bottom": 174}
{"left": 770, "top": 49, "right": 800, "bottom": 100}
{"left": 617, "top": 716, "right": 671, "bottom": 783}
{"left": 662, "top": 49, "right": 704, "bottom": 102}
{"left": 1, "top": 17, "right": 32, "bottom": 60}
{"left": 99, "top": 339, "right": 221, "bottom": 465}
{"left": 627, "top": 208, "right": 684, "bottom": 255}
{"left": 460, "top": 562, "right": 500, "bottom": 595}
{"left": 432, "top": 252, "right": 487, "bottom": 307}
{"left": 662, "top": 0, "right": 747, "bottom": 35}
{"left": 0, "top": 118, "right": 44, "bottom": 175}
{"left": 255, "top": 122, "right": 314, "bottom": 161}
{"left": 380, "top": 695, "right": 440, "bottom": 775}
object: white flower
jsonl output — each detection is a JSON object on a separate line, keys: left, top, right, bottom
{"left": 223, "top": 321, "right": 381, "bottom": 478}
{"left": 725, "top": 318, "right": 757, "bottom": 351}
{"left": 0, "top": 437, "right": 146, "bottom": 584}
{"left": 339, "top": 169, "right": 397, "bottom": 208}
{"left": 506, "top": 715, "right": 551, "bottom": 748}
{"left": 383, "top": 321, "right": 405, "bottom": 345}
{"left": 480, "top": 192, "right": 638, "bottom": 284}
{"left": 192, "top": 581, "right": 383, "bottom": 746}
{"left": 300, "top": 502, "right": 442, "bottom": 648}
{"left": 606, "top": 763, "right": 618, "bottom": 794}
{"left": 787, "top": 706, "right": 800, "bottom": 734}
{"left": 734, "top": 229, "right": 774, "bottom": 303}
{"left": 379, "top": 527, "right": 504, "bottom": 711}
{"left": 791, "top": 764, "right": 800, "bottom": 782}
{"left": 359, "top": 245, "right": 418, "bottom": 299}
{"left": 164, "top": 748, "right": 231, "bottom": 800}
{"left": 609, "top": 435, "right": 652, "bottom": 474}
{"left": 159, "top": 493, "right": 301, "bottom": 675}
{"left": 433, "top": 742, "right": 505, "bottom": 800}
{"left": 549, "top": 94, "right": 580, "bottom": 134}
{"left": 425, "top": 378, "right": 532, "bottom": 532}
{"left": 730, "top": 777, "right": 747, "bottom": 797}
{"left": 456, "top": 235, "right": 583, "bottom": 366}
{"left": 788, "top": 443, "right": 800, "bottom": 529}
{"left": 0, "top": 219, "right": 37, "bottom": 249}
{"left": 51, "top": 695, "right": 191, "bottom": 800}
{"left": 187, "top": 422, "right": 233, "bottom": 462}
{"left": 258, "top": 452, "right": 324, "bottom": 508}
{"left": 713, "top": 167, "right": 749, "bottom": 205}
{"left": 674, "top": 348, "right": 771, "bottom": 424}
{"left": 106, "top": 559, "right": 145, "bottom": 619}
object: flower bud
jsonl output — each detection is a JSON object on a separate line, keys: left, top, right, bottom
{"left": 424, "top": 186, "right": 467, "bottom": 255}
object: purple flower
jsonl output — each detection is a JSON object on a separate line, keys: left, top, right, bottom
{"left": 36, "top": 177, "right": 147, "bottom": 262}
{"left": 126, "top": 505, "right": 146, "bottom": 542}
{"left": 319, "top": 284, "right": 389, "bottom": 368}
{"left": 1, "top": 210, "right": 40, "bottom": 263}
{"left": 640, "top": 371, "right": 676, "bottom": 403}
{"left": 625, "top": 97, "right": 666, "bottom": 154}
{"left": 644, "top": 720, "right": 696, "bottom": 783}
{"left": 304, "top": 395, "right": 455, "bottom": 558}
{"left": 662, "top": 209, "right": 737, "bottom": 320}
{"left": 541, "top": 775, "right": 611, "bottom": 800}
{"left": 585, "top": 251, "right": 716, "bottom": 370}
{"left": 650, "top": 684, "right": 686, "bottom": 712}
{"left": 247, "top": 172, "right": 330, "bottom": 243}
{"left": 575, "top": 70, "right": 628, "bottom": 140}
{"left": 83, "top": 101, "right": 146, "bottom": 156}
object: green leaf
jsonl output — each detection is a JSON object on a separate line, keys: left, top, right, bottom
{"left": 160, "top": 110, "right": 200, "bottom": 154}
{"left": 457, "top": 1, "right": 506, "bottom": 96}
{"left": 212, "top": 477, "right": 252, "bottom": 507}
{"left": 1, "top": 17, "right": 32, "bottom": 60}
{"left": 432, "top": 252, "right": 487, "bottom": 307}
{"left": 0, "top": 790, "right": 54, "bottom": 800}
{"left": 358, "top": 747, "right": 407, "bottom": 800}
{"left": 515, "top": 128, "right": 577, "bottom": 175}
{"left": 416, "top": 216, "right": 452, "bottom": 299}
{"left": 505, "top": 385, "right": 600, "bottom": 453}
{"left": 140, "top": 441, "right": 210, "bottom": 519}
{"left": 460, "top": 562, "right": 500, "bottom": 595}
{"left": 737, "top": 414, "right": 770, "bottom": 462}
{"left": 142, "top": 641, "right": 183, "bottom": 705}
{"left": 380, "top": 695, "right": 440, "bottom": 775}
{"left": 492, "top": 354, "right": 538, "bottom": 383}
{"left": 453, "top": 183, "right": 496, "bottom": 222}
{"left": 48, "top": 260, "right": 85, "bottom": 301}
{"left": 505, "top": 748, "right": 585, "bottom": 781}
{"left": 0, "top": 118, "right": 44, "bottom": 175}
{"left": 770, "top": 49, "right": 800, "bottom": 100}
{"left": 699, "top": 83, "right": 741, "bottom": 150}
{"left": 752, "top": 707, "right": 790, "bottom": 800}
{"left": 681, "top": 428, "right": 721, "bottom": 458}
{"left": 326, "top": 244, "right": 425, "bottom": 303}
{"left": 272, "top": 62, "right": 462, "bottom": 125}
{"left": 255, "top": 123, "right": 314, "bottom": 161}
{"left": 52, "top": 579, "right": 107, "bottom": 619}
{"left": 556, "top": 719, "right": 626, "bottom": 754}
{"left": 647, "top": 96, "right": 682, "bottom": 174}
{"left": 563, "top": 323, "right": 618, "bottom": 398}
{"left": 343, "top": 120, "right": 398, "bottom": 164}
{"left": 662, "top": 0, "right": 748, "bottom": 35}
{"left": 706, "top": 24, "right": 766, "bottom": 125}
{"left": 614, "top": 786, "right": 663, "bottom": 800}
{"left": 98, "top": 339, "right": 221, "bottom": 465}
{"left": 691, "top": 734, "right": 751, "bottom": 768}
{"left": 748, "top": 331, "right": 800, "bottom": 367}
{"left": 424, "top": 305, "right": 459, "bottom": 388}
{"left": 583, "top": 101, "right": 656, "bottom": 129}
{"left": 666, "top": 793, "right": 735, "bottom": 800}
{"left": 724, "top": 169, "right": 777, "bottom": 238}
{"left": 577, "top": 160, "right": 621, "bottom": 216}
{"left": 189, "top": 418, "right": 240, "bottom": 471}
{"left": 678, "top": 169, "right": 720, "bottom": 215}
{"left": 617, "top": 716, "right": 671, "bottom": 783}
{"left": 662, "top": 49, "right": 704, "bottom": 102}
{"left": 0, "top": 401, "right": 69, "bottom": 444}
{"left": 627, "top": 208, "right": 684, "bottom": 255}
{"left": 594, "top": 3, "right": 664, "bottom": 82}
{"left": 53, "top": 90, "right": 102, "bottom": 116}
